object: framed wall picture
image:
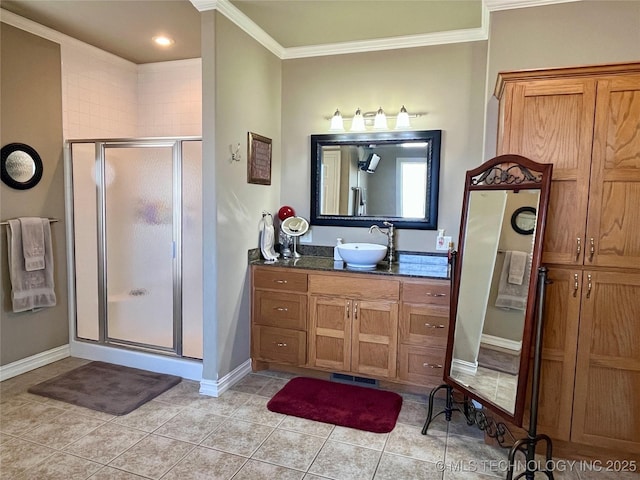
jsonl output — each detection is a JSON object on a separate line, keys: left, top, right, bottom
{"left": 247, "top": 132, "right": 272, "bottom": 185}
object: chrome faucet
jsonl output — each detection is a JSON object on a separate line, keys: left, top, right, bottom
{"left": 369, "top": 221, "right": 395, "bottom": 264}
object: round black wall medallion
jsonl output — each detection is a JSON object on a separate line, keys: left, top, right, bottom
{"left": 1, "top": 143, "right": 44, "bottom": 190}
{"left": 511, "top": 206, "right": 537, "bottom": 235}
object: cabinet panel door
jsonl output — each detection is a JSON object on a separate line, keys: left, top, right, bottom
{"left": 500, "top": 80, "right": 596, "bottom": 265}
{"left": 587, "top": 75, "right": 640, "bottom": 269}
{"left": 571, "top": 271, "right": 640, "bottom": 452}
{"left": 308, "top": 296, "right": 351, "bottom": 371}
{"left": 351, "top": 300, "right": 398, "bottom": 378}
{"left": 524, "top": 267, "right": 581, "bottom": 441}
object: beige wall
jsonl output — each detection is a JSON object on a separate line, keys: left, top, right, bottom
{"left": 484, "top": 1, "right": 640, "bottom": 158}
{"left": 281, "top": 42, "right": 488, "bottom": 252}
{"left": 212, "top": 13, "right": 282, "bottom": 377}
{"left": 0, "top": 24, "right": 68, "bottom": 365}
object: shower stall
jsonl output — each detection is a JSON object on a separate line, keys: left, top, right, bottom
{"left": 66, "top": 137, "right": 203, "bottom": 363}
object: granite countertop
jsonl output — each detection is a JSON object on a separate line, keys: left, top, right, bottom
{"left": 249, "top": 249, "right": 450, "bottom": 280}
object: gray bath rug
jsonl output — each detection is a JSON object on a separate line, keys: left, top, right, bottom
{"left": 477, "top": 346, "right": 520, "bottom": 375}
{"left": 28, "top": 361, "right": 181, "bottom": 415}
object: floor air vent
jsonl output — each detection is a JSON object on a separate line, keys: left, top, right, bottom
{"left": 330, "top": 373, "right": 379, "bottom": 388}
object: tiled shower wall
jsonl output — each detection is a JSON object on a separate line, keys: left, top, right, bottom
{"left": 138, "top": 59, "right": 202, "bottom": 137}
{"left": 62, "top": 41, "right": 201, "bottom": 139}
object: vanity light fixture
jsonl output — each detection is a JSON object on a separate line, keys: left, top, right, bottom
{"left": 326, "top": 106, "right": 424, "bottom": 131}
{"left": 153, "top": 35, "right": 175, "bottom": 47}
{"left": 329, "top": 109, "right": 344, "bottom": 132}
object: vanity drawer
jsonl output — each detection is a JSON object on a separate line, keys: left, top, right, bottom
{"left": 402, "top": 280, "right": 450, "bottom": 305}
{"left": 309, "top": 274, "right": 399, "bottom": 301}
{"left": 252, "top": 325, "right": 306, "bottom": 365}
{"left": 398, "top": 345, "right": 446, "bottom": 386}
{"left": 253, "top": 290, "right": 307, "bottom": 330}
{"left": 399, "top": 304, "right": 449, "bottom": 347}
{"left": 253, "top": 268, "right": 308, "bottom": 292}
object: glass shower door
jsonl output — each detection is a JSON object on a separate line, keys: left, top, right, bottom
{"left": 103, "top": 144, "right": 176, "bottom": 351}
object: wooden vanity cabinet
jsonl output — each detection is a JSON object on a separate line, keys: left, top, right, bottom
{"left": 398, "top": 279, "right": 450, "bottom": 386}
{"left": 496, "top": 62, "right": 640, "bottom": 454}
{"left": 308, "top": 273, "right": 400, "bottom": 379}
{"left": 251, "top": 267, "right": 308, "bottom": 366}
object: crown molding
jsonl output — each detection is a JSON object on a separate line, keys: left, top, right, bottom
{"left": 282, "top": 27, "right": 489, "bottom": 60}
{"left": 191, "top": 0, "right": 285, "bottom": 58}
{"left": 484, "top": 0, "right": 582, "bottom": 11}
{"left": 191, "top": 0, "right": 492, "bottom": 60}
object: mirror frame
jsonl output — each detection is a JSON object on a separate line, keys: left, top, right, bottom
{"left": 444, "top": 154, "right": 553, "bottom": 427}
{"left": 310, "top": 130, "right": 442, "bottom": 229}
{"left": 1, "top": 143, "right": 44, "bottom": 190}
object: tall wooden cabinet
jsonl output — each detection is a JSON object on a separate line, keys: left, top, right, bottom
{"left": 495, "top": 62, "right": 640, "bottom": 454}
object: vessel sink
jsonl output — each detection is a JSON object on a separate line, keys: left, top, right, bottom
{"left": 337, "top": 243, "right": 387, "bottom": 268}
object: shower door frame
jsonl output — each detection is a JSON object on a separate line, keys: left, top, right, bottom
{"left": 68, "top": 137, "right": 201, "bottom": 357}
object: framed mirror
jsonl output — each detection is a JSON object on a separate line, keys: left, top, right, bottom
{"left": 1, "top": 143, "right": 43, "bottom": 190}
{"left": 310, "top": 130, "right": 441, "bottom": 229}
{"left": 444, "top": 154, "right": 552, "bottom": 426}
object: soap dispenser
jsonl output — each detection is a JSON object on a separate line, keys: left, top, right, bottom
{"left": 334, "top": 238, "right": 343, "bottom": 261}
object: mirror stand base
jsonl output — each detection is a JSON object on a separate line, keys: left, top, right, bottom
{"left": 421, "top": 384, "right": 555, "bottom": 480}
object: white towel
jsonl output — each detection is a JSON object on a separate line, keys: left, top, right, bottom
{"left": 7, "top": 219, "right": 57, "bottom": 312}
{"left": 495, "top": 251, "right": 531, "bottom": 311}
{"left": 508, "top": 250, "right": 528, "bottom": 285}
{"left": 260, "top": 214, "right": 279, "bottom": 262}
{"left": 20, "top": 217, "right": 45, "bottom": 271}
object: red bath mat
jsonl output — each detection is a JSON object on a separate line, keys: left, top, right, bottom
{"left": 267, "top": 377, "right": 403, "bottom": 433}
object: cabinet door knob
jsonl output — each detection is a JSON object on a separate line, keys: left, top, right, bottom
{"left": 273, "top": 279, "right": 288, "bottom": 284}
{"left": 422, "top": 363, "right": 442, "bottom": 369}
{"left": 274, "top": 307, "right": 288, "bottom": 312}
{"left": 424, "top": 323, "right": 445, "bottom": 329}
{"left": 589, "top": 237, "right": 595, "bottom": 262}
{"left": 346, "top": 300, "right": 350, "bottom": 318}
{"left": 586, "top": 273, "right": 592, "bottom": 299}
{"left": 426, "top": 292, "right": 446, "bottom": 297}
{"left": 354, "top": 302, "right": 358, "bottom": 319}
{"left": 573, "top": 273, "right": 579, "bottom": 297}
{"left": 275, "top": 342, "right": 287, "bottom": 347}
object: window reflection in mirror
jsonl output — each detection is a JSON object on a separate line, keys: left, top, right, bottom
{"left": 451, "top": 189, "right": 540, "bottom": 415}
{"left": 311, "top": 131, "right": 441, "bottom": 229}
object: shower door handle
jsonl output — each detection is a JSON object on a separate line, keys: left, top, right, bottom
{"left": 172, "top": 241, "right": 176, "bottom": 259}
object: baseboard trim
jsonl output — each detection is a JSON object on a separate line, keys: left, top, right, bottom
{"left": 481, "top": 333, "right": 522, "bottom": 352}
{"left": 452, "top": 358, "right": 478, "bottom": 375}
{"left": 69, "top": 340, "right": 203, "bottom": 381}
{"left": 199, "top": 359, "right": 252, "bottom": 398}
{"left": 0, "top": 344, "right": 70, "bottom": 381}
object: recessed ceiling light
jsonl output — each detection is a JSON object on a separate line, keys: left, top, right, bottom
{"left": 153, "top": 35, "right": 175, "bottom": 47}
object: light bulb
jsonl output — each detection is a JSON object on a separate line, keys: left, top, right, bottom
{"left": 329, "top": 109, "right": 344, "bottom": 131}
{"left": 373, "top": 107, "right": 388, "bottom": 130}
{"left": 350, "top": 108, "right": 366, "bottom": 132}
{"left": 395, "top": 105, "right": 411, "bottom": 129}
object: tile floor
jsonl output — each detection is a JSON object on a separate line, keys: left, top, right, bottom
{"left": 1, "top": 357, "right": 635, "bottom": 480}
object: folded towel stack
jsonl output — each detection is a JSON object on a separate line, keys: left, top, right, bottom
{"left": 6, "top": 218, "right": 57, "bottom": 312}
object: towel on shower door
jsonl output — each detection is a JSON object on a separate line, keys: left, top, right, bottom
{"left": 6, "top": 219, "right": 57, "bottom": 312}
{"left": 495, "top": 251, "right": 531, "bottom": 311}
{"left": 20, "top": 217, "right": 45, "bottom": 271}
